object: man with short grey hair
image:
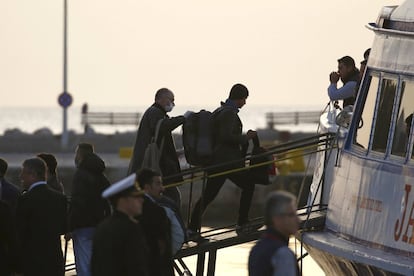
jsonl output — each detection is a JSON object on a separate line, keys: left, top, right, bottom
{"left": 248, "top": 191, "right": 300, "bottom": 276}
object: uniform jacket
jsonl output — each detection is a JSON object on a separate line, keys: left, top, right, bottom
{"left": 128, "top": 103, "right": 185, "bottom": 183}
{"left": 15, "top": 184, "right": 67, "bottom": 276}
{"left": 140, "top": 195, "right": 173, "bottom": 276}
{"left": 91, "top": 210, "right": 149, "bottom": 276}
{"left": 68, "top": 153, "right": 111, "bottom": 231}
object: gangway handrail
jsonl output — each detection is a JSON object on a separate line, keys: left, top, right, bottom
{"left": 164, "top": 132, "right": 336, "bottom": 184}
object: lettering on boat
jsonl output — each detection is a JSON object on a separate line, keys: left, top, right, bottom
{"left": 394, "top": 184, "right": 414, "bottom": 244}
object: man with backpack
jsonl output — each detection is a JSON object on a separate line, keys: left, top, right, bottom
{"left": 188, "top": 83, "right": 258, "bottom": 240}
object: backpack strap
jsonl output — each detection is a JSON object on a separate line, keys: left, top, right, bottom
{"left": 153, "top": 119, "right": 165, "bottom": 152}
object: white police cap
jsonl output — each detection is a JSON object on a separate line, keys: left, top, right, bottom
{"left": 102, "top": 173, "right": 143, "bottom": 199}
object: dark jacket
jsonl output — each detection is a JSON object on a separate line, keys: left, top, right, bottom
{"left": 69, "top": 153, "right": 111, "bottom": 231}
{"left": 0, "top": 178, "right": 20, "bottom": 212}
{"left": 140, "top": 195, "right": 173, "bottom": 276}
{"left": 15, "top": 184, "right": 67, "bottom": 276}
{"left": 91, "top": 210, "right": 149, "bottom": 276}
{"left": 0, "top": 201, "right": 18, "bottom": 276}
{"left": 47, "top": 174, "right": 64, "bottom": 194}
{"left": 128, "top": 103, "right": 185, "bottom": 183}
{"left": 211, "top": 101, "right": 249, "bottom": 172}
{"left": 249, "top": 228, "right": 299, "bottom": 276}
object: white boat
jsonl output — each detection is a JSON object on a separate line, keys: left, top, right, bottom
{"left": 302, "top": 1, "right": 414, "bottom": 275}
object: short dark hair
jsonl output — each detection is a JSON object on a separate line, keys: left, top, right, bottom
{"left": 338, "top": 56, "right": 356, "bottom": 68}
{"left": 136, "top": 168, "right": 161, "bottom": 189}
{"left": 23, "top": 158, "right": 47, "bottom": 181}
{"left": 78, "top": 143, "right": 94, "bottom": 153}
{"left": 155, "top": 88, "right": 172, "bottom": 101}
{"left": 0, "top": 158, "right": 8, "bottom": 177}
{"left": 37, "top": 153, "right": 58, "bottom": 174}
{"left": 264, "top": 191, "right": 296, "bottom": 228}
{"left": 229, "top": 83, "right": 249, "bottom": 100}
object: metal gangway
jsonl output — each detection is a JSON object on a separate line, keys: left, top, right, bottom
{"left": 64, "top": 132, "right": 336, "bottom": 275}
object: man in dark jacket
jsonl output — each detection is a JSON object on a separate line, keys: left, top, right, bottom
{"left": 91, "top": 173, "right": 148, "bottom": 276}
{"left": 0, "top": 158, "right": 20, "bottom": 212}
{"left": 128, "top": 88, "right": 186, "bottom": 206}
{"left": 188, "top": 83, "right": 258, "bottom": 238}
{"left": 248, "top": 191, "right": 300, "bottom": 276}
{"left": 15, "top": 158, "right": 67, "bottom": 276}
{"left": 137, "top": 168, "right": 173, "bottom": 276}
{"left": 68, "top": 143, "right": 111, "bottom": 276}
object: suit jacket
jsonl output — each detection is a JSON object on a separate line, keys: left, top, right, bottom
{"left": 140, "top": 195, "right": 173, "bottom": 276}
{"left": 15, "top": 184, "right": 67, "bottom": 276}
{"left": 91, "top": 210, "right": 149, "bottom": 276}
{"left": 0, "top": 201, "right": 17, "bottom": 276}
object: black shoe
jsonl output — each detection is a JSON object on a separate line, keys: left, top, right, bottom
{"left": 187, "top": 230, "right": 209, "bottom": 244}
{"left": 236, "top": 222, "right": 264, "bottom": 236}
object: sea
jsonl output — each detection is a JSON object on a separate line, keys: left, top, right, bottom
{"left": 0, "top": 104, "right": 324, "bottom": 136}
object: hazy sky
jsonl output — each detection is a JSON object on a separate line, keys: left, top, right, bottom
{"left": 1, "top": 0, "right": 402, "bottom": 109}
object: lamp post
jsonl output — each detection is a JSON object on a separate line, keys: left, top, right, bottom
{"left": 58, "top": 0, "right": 73, "bottom": 149}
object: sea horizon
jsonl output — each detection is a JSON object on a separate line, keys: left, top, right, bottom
{"left": 0, "top": 104, "right": 325, "bottom": 136}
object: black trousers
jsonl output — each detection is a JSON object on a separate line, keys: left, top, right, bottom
{"left": 189, "top": 170, "right": 255, "bottom": 231}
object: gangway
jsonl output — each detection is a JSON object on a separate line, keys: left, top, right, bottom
{"left": 64, "top": 132, "right": 336, "bottom": 275}
{"left": 173, "top": 207, "right": 327, "bottom": 276}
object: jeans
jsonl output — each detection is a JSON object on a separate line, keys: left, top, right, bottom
{"left": 72, "top": 227, "right": 95, "bottom": 276}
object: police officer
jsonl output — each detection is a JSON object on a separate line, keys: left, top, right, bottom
{"left": 91, "top": 173, "right": 149, "bottom": 276}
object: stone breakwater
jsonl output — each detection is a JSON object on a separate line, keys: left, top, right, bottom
{"left": 1, "top": 128, "right": 315, "bottom": 224}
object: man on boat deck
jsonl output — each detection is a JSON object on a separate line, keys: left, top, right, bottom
{"left": 188, "top": 83, "right": 258, "bottom": 239}
{"left": 327, "top": 55, "right": 360, "bottom": 108}
{"left": 91, "top": 173, "right": 149, "bottom": 276}
{"left": 248, "top": 191, "right": 300, "bottom": 276}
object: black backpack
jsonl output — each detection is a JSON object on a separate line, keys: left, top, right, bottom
{"left": 182, "top": 109, "right": 217, "bottom": 166}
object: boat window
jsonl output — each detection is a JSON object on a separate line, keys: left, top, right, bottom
{"left": 391, "top": 80, "right": 414, "bottom": 158}
{"left": 354, "top": 75, "right": 378, "bottom": 149}
{"left": 371, "top": 78, "right": 397, "bottom": 153}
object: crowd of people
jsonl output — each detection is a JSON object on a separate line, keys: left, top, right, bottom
{"left": 3, "top": 77, "right": 365, "bottom": 275}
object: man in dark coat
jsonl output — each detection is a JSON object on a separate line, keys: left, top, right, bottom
{"left": 91, "top": 173, "right": 148, "bottom": 276}
{"left": 137, "top": 168, "right": 173, "bottom": 276}
{"left": 0, "top": 158, "right": 20, "bottom": 212}
{"left": 68, "top": 143, "right": 111, "bottom": 276}
{"left": 15, "top": 158, "right": 67, "bottom": 276}
{"left": 188, "top": 83, "right": 258, "bottom": 238}
{"left": 128, "top": 88, "right": 186, "bottom": 206}
{"left": 37, "top": 153, "right": 65, "bottom": 193}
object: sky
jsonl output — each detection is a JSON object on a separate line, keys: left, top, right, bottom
{"left": 1, "top": 0, "right": 402, "bottom": 109}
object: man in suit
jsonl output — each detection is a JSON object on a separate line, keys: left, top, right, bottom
{"left": 137, "top": 168, "right": 173, "bottom": 276}
{"left": 91, "top": 173, "right": 149, "bottom": 276}
{"left": 15, "top": 158, "right": 67, "bottom": 276}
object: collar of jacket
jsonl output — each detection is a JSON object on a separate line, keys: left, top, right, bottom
{"left": 153, "top": 102, "right": 167, "bottom": 115}
{"left": 223, "top": 99, "right": 239, "bottom": 113}
{"left": 263, "top": 227, "right": 289, "bottom": 245}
